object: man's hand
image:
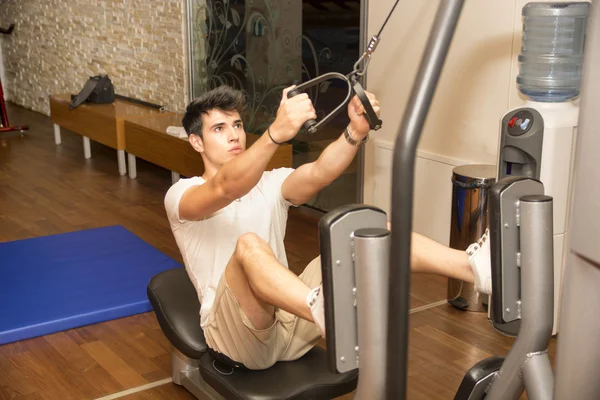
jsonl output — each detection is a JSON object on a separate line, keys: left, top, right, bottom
{"left": 347, "top": 91, "right": 380, "bottom": 138}
{"left": 281, "top": 90, "right": 381, "bottom": 205}
{"left": 269, "top": 86, "right": 317, "bottom": 143}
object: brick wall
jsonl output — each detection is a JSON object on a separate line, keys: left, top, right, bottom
{"left": 0, "top": 0, "right": 189, "bottom": 115}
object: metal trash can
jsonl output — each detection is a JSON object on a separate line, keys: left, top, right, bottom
{"left": 447, "top": 164, "right": 496, "bottom": 312}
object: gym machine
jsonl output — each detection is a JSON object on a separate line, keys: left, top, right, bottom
{"left": 320, "top": 1, "right": 556, "bottom": 398}
{"left": 384, "top": 0, "right": 599, "bottom": 398}
{"left": 146, "top": 0, "right": 600, "bottom": 399}
{"left": 318, "top": 0, "right": 600, "bottom": 398}
{"left": 320, "top": 176, "right": 554, "bottom": 400}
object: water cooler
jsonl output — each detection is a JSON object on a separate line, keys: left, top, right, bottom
{"left": 491, "top": 2, "right": 590, "bottom": 336}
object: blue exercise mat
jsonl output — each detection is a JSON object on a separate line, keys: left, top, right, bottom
{"left": 0, "top": 225, "right": 182, "bottom": 345}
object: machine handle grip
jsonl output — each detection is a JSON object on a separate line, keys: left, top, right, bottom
{"left": 286, "top": 72, "right": 353, "bottom": 135}
{"left": 352, "top": 81, "right": 382, "bottom": 131}
{"left": 287, "top": 87, "right": 319, "bottom": 134}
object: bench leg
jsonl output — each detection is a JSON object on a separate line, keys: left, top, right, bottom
{"left": 53, "top": 124, "right": 61, "bottom": 145}
{"left": 171, "top": 348, "right": 199, "bottom": 386}
{"left": 118, "top": 150, "right": 126, "bottom": 176}
{"left": 128, "top": 153, "right": 137, "bottom": 179}
{"left": 83, "top": 137, "right": 91, "bottom": 159}
{"left": 171, "top": 171, "right": 180, "bottom": 184}
{"left": 171, "top": 348, "right": 224, "bottom": 400}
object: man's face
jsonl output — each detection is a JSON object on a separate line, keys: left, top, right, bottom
{"left": 190, "top": 109, "right": 246, "bottom": 170}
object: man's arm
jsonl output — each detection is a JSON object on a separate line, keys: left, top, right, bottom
{"left": 179, "top": 88, "right": 316, "bottom": 221}
{"left": 282, "top": 92, "right": 379, "bottom": 205}
{"left": 179, "top": 133, "right": 282, "bottom": 220}
{"left": 280, "top": 130, "right": 362, "bottom": 205}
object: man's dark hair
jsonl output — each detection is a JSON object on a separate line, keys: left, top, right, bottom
{"left": 182, "top": 86, "right": 246, "bottom": 137}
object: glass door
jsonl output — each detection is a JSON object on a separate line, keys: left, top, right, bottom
{"left": 187, "top": 0, "right": 365, "bottom": 211}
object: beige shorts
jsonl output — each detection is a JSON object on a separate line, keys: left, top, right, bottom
{"left": 203, "top": 256, "right": 323, "bottom": 370}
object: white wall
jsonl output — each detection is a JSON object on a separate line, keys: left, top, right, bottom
{"left": 363, "top": 0, "right": 585, "bottom": 245}
{"left": 364, "top": 0, "right": 518, "bottom": 162}
{"left": 372, "top": 142, "right": 461, "bottom": 245}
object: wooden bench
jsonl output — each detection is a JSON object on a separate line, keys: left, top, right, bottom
{"left": 123, "top": 113, "right": 293, "bottom": 183}
{"left": 49, "top": 94, "right": 169, "bottom": 175}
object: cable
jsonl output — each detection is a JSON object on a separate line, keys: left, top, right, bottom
{"left": 377, "top": 0, "right": 401, "bottom": 38}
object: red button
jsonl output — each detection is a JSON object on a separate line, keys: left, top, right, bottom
{"left": 508, "top": 116, "right": 518, "bottom": 128}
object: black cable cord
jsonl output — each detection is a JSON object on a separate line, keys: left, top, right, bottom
{"left": 376, "top": 0, "right": 401, "bottom": 38}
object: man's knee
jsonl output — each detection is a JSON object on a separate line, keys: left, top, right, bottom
{"left": 235, "top": 232, "right": 270, "bottom": 262}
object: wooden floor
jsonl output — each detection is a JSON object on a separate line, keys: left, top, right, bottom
{"left": 0, "top": 103, "right": 554, "bottom": 399}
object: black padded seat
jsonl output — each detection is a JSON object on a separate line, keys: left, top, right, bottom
{"left": 148, "top": 268, "right": 359, "bottom": 400}
{"left": 148, "top": 267, "right": 207, "bottom": 358}
{"left": 199, "top": 347, "right": 358, "bottom": 400}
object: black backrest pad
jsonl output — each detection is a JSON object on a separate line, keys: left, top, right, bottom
{"left": 147, "top": 268, "right": 208, "bottom": 359}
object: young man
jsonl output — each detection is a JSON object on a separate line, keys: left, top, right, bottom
{"left": 164, "top": 85, "right": 491, "bottom": 370}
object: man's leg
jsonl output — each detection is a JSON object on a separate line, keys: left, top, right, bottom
{"left": 224, "top": 232, "right": 317, "bottom": 331}
{"left": 410, "top": 231, "right": 492, "bottom": 294}
{"left": 411, "top": 232, "right": 472, "bottom": 281}
{"left": 224, "top": 230, "right": 490, "bottom": 334}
